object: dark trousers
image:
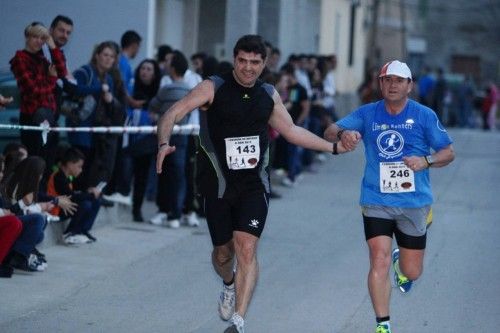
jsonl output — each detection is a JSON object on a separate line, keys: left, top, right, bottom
{"left": 132, "top": 153, "right": 154, "bottom": 214}
{"left": 156, "top": 135, "right": 188, "bottom": 220}
{"left": 106, "top": 137, "right": 133, "bottom": 196}
{"left": 64, "top": 198, "right": 101, "bottom": 234}
{"left": 286, "top": 142, "right": 303, "bottom": 181}
{"left": 19, "top": 110, "right": 59, "bottom": 178}
{"left": 87, "top": 133, "right": 119, "bottom": 188}
{"left": 302, "top": 115, "right": 321, "bottom": 167}
{"left": 12, "top": 214, "right": 46, "bottom": 257}
{"left": 183, "top": 135, "right": 200, "bottom": 214}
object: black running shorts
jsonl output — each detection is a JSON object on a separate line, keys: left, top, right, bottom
{"left": 203, "top": 189, "right": 270, "bottom": 246}
{"left": 362, "top": 205, "right": 429, "bottom": 250}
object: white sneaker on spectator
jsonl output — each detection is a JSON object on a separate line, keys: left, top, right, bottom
{"left": 295, "top": 173, "right": 305, "bottom": 183}
{"left": 103, "top": 193, "right": 132, "bottom": 206}
{"left": 28, "top": 254, "right": 45, "bottom": 272}
{"left": 281, "top": 177, "right": 296, "bottom": 187}
{"left": 315, "top": 152, "right": 327, "bottom": 163}
{"left": 273, "top": 168, "right": 286, "bottom": 178}
{"left": 149, "top": 212, "right": 167, "bottom": 225}
{"left": 165, "top": 219, "right": 180, "bottom": 229}
{"left": 63, "top": 233, "right": 91, "bottom": 245}
{"left": 44, "top": 212, "right": 60, "bottom": 223}
{"left": 183, "top": 212, "right": 200, "bottom": 227}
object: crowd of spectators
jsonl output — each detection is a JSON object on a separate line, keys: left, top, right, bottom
{"left": 0, "top": 15, "right": 342, "bottom": 278}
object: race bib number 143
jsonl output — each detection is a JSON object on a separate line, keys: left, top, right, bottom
{"left": 225, "top": 136, "right": 260, "bottom": 170}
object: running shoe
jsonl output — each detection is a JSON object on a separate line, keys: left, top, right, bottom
{"left": 103, "top": 192, "right": 132, "bottom": 206}
{"left": 392, "top": 248, "right": 413, "bottom": 293}
{"left": 218, "top": 282, "right": 236, "bottom": 320}
{"left": 183, "top": 212, "right": 200, "bottom": 227}
{"left": 165, "top": 219, "right": 180, "bottom": 229}
{"left": 149, "top": 212, "right": 167, "bottom": 225}
{"left": 224, "top": 313, "right": 244, "bottom": 333}
{"left": 375, "top": 322, "right": 392, "bottom": 333}
{"left": 83, "top": 231, "right": 97, "bottom": 242}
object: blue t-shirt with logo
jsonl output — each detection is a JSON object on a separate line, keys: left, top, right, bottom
{"left": 337, "top": 99, "right": 452, "bottom": 208}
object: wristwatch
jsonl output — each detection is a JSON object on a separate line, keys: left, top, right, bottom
{"left": 424, "top": 155, "right": 435, "bottom": 167}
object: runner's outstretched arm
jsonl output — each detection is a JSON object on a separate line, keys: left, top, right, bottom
{"left": 156, "top": 80, "right": 214, "bottom": 173}
{"left": 268, "top": 90, "right": 351, "bottom": 154}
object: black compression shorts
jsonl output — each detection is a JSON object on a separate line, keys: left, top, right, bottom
{"left": 203, "top": 189, "right": 270, "bottom": 246}
{"left": 363, "top": 215, "right": 427, "bottom": 250}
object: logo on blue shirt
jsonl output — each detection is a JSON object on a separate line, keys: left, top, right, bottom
{"left": 377, "top": 130, "right": 404, "bottom": 159}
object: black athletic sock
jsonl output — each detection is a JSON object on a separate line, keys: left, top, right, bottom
{"left": 223, "top": 273, "right": 235, "bottom": 286}
{"left": 376, "top": 316, "right": 390, "bottom": 323}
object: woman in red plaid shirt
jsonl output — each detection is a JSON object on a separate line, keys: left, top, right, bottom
{"left": 9, "top": 22, "right": 66, "bottom": 158}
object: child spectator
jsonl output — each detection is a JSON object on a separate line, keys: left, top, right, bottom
{"left": 47, "top": 147, "right": 100, "bottom": 244}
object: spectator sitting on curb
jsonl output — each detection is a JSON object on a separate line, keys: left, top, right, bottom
{"left": 47, "top": 147, "right": 99, "bottom": 244}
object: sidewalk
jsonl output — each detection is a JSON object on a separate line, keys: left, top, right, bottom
{"left": 0, "top": 199, "right": 205, "bottom": 325}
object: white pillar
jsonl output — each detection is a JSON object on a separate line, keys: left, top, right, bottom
{"left": 224, "top": 0, "right": 259, "bottom": 60}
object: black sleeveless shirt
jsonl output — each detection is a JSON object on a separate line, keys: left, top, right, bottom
{"left": 197, "top": 72, "right": 275, "bottom": 198}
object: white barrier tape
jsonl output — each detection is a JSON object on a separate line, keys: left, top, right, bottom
{"left": 0, "top": 122, "right": 200, "bottom": 144}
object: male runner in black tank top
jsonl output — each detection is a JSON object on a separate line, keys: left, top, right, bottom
{"left": 156, "top": 35, "right": 350, "bottom": 333}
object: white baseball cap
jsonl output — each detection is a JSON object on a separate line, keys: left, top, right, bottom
{"left": 379, "top": 60, "right": 412, "bottom": 80}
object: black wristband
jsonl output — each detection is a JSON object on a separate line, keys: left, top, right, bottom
{"left": 332, "top": 142, "right": 339, "bottom": 155}
{"left": 337, "top": 129, "right": 345, "bottom": 141}
{"left": 159, "top": 142, "right": 168, "bottom": 148}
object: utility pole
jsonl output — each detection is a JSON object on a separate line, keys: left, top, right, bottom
{"left": 400, "top": 0, "right": 407, "bottom": 60}
{"left": 367, "top": 0, "right": 381, "bottom": 70}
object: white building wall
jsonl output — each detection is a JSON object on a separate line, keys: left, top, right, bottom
{"left": 0, "top": 0, "right": 151, "bottom": 73}
{"left": 319, "top": 0, "right": 367, "bottom": 93}
{"left": 278, "top": 0, "right": 321, "bottom": 61}
{"left": 156, "top": 0, "right": 184, "bottom": 51}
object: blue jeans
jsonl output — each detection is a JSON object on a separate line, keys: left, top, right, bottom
{"left": 157, "top": 135, "right": 188, "bottom": 220}
{"left": 64, "top": 197, "right": 101, "bottom": 234}
{"left": 302, "top": 116, "right": 321, "bottom": 167}
{"left": 12, "top": 214, "right": 46, "bottom": 257}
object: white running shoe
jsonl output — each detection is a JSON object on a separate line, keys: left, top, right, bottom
{"left": 63, "top": 233, "right": 91, "bottom": 245}
{"left": 149, "top": 212, "right": 167, "bottom": 226}
{"left": 183, "top": 212, "right": 200, "bottom": 227}
{"left": 103, "top": 193, "right": 132, "bottom": 206}
{"left": 224, "top": 313, "right": 244, "bottom": 333}
{"left": 218, "top": 283, "right": 236, "bottom": 321}
{"left": 165, "top": 219, "right": 180, "bottom": 229}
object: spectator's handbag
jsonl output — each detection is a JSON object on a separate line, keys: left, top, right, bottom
{"left": 124, "top": 108, "right": 157, "bottom": 157}
{"left": 61, "top": 66, "right": 96, "bottom": 125}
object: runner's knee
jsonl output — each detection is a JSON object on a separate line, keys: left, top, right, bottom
{"left": 400, "top": 260, "right": 423, "bottom": 280}
{"left": 370, "top": 251, "right": 391, "bottom": 272}
{"left": 212, "top": 245, "right": 234, "bottom": 267}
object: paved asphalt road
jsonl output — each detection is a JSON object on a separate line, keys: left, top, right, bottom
{"left": 1, "top": 129, "right": 499, "bottom": 333}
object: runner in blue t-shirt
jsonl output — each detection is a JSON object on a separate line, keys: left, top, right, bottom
{"left": 324, "top": 60, "right": 455, "bottom": 333}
